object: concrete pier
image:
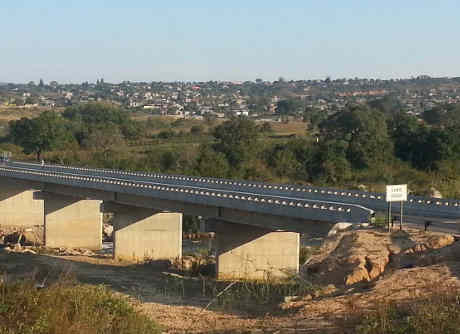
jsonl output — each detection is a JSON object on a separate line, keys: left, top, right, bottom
{"left": 107, "top": 203, "right": 182, "bottom": 262}
{"left": 0, "top": 178, "right": 43, "bottom": 226}
{"left": 215, "top": 221, "right": 300, "bottom": 280}
{"left": 43, "top": 193, "right": 102, "bottom": 250}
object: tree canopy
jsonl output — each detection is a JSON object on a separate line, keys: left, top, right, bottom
{"left": 9, "top": 111, "right": 73, "bottom": 160}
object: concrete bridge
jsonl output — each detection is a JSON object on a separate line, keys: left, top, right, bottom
{"left": 1, "top": 160, "right": 459, "bottom": 279}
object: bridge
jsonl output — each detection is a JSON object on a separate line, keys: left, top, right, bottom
{"left": 1, "top": 160, "right": 459, "bottom": 279}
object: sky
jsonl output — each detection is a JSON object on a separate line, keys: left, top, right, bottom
{"left": 1, "top": 1, "right": 460, "bottom": 83}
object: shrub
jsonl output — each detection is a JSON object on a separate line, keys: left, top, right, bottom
{"left": 0, "top": 278, "right": 161, "bottom": 334}
{"left": 342, "top": 288, "right": 460, "bottom": 334}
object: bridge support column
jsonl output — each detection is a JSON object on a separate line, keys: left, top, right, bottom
{"left": 0, "top": 178, "right": 43, "bottom": 226}
{"left": 106, "top": 203, "right": 182, "bottom": 262}
{"left": 215, "top": 221, "right": 299, "bottom": 280}
{"left": 43, "top": 193, "right": 102, "bottom": 250}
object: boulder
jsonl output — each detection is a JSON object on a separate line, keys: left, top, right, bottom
{"left": 103, "top": 223, "right": 113, "bottom": 242}
{"left": 430, "top": 187, "right": 443, "bottom": 199}
{"left": 327, "top": 222, "right": 353, "bottom": 236}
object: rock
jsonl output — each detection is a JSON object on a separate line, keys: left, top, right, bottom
{"left": 284, "top": 295, "right": 300, "bottom": 303}
{"left": 327, "top": 222, "right": 352, "bottom": 236}
{"left": 430, "top": 187, "right": 443, "bottom": 199}
{"left": 322, "top": 284, "right": 337, "bottom": 295}
{"left": 358, "top": 184, "right": 367, "bottom": 191}
{"left": 103, "top": 224, "right": 113, "bottom": 242}
{"left": 426, "top": 234, "right": 454, "bottom": 249}
{"left": 56, "top": 247, "right": 95, "bottom": 256}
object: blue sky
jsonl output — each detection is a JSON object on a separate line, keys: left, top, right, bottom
{"left": 1, "top": 1, "right": 459, "bottom": 83}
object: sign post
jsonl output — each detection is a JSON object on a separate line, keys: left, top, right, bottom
{"left": 386, "top": 184, "right": 407, "bottom": 232}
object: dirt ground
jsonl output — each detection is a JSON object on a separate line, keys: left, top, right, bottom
{"left": 1, "top": 228, "right": 460, "bottom": 333}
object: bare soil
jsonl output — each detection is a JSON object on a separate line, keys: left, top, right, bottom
{"left": 1, "top": 228, "right": 460, "bottom": 333}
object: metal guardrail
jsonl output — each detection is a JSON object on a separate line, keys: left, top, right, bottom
{"left": 0, "top": 162, "right": 374, "bottom": 223}
{"left": 6, "top": 160, "right": 460, "bottom": 219}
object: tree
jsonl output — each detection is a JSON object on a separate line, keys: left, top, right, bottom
{"left": 212, "top": 117, "right": 259, "bottom": 167}
{"left": 368, "top": 95, "right": 402, "bottom": 115}
{"left": 268, "top": 148, "right": 301, "bottom": 180}
{"left": 9, "top": 112, "right": 73, "bottom": 160}
{"left": 195, "top": 146, "right": 230, "bottom": 178}
{"left": 276, "top": 98, "right": 303, "bottom": 115}
{"left": 319, "top": 104, "right": 393, "bottom": 169}
{"left": 422, "top": 107, "right": 443, "bottom": 125}
{"left": 81, "top": 123, "right": 124, "bottom": 157}
{"left": 310, "top": 140, "right": 351, "bottom": 184}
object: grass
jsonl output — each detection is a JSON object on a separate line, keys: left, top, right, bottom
{"left": 206, "top": 275, "right": 316, "bottom": 315}
{"left": 0, "top": 274, "right": 161, "bottom": 334}
{"left": 341, "top": 287, "right": 460, "bottom": 334}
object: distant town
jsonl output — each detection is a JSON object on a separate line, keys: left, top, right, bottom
{"left": 1, "top": 76, "right": 460, "bottom": 120}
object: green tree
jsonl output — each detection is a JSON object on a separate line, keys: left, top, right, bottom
{"left": 212, "top": 117, "right": 259, "bottom": 167}
{"left": 310, "top": 140, "right": 352, "bottom": 184}
{"left": 9, "top": 111, "right": 73, "bottom": 160}
{"left": 195, "top": 146, "right": 230, "bottom": 178}
{"left": 268, "top": 148, "right": 301, "bottom": 180}
{"left": 319, "top": 105, "right": 393, "bottom": 169}
{"left": 276, "top": 98, "right": 303, "bottom": 115}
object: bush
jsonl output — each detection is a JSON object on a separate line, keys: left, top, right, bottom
{"left": 342, "top": 288, "right": 460, "bottom": 334}
{"left": 0, "top": 278, "right": 161, "bottom": 334}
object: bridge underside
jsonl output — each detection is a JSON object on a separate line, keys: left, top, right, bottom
{"left": 0, "top": 176, "right": 333, "bottom": 279}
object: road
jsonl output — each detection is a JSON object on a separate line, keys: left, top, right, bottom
{"left": 386, "top": 214, "right": 460, "bottom": 236}
{"left": 3, "top": 160, "right": 460, "bottom": 225}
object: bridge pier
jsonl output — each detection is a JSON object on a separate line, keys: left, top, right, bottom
{"left": 105, "top": 202, "right": 182, "bottom": 262}
{"left": 0, "top": 177, "right": 43, "bottom": 226}
{"left": 214, "top": 220, "right": 300, "bottom": 280}
{"left": 42, "top": 192, "right": 102, "bottom": 250}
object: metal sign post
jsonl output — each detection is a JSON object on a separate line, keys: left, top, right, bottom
{"left": 400, "top": 201, "right": 403, "bottom": 230}
{"left": 386, "top": 184, "right": 407, "bottom": 232}
{"left": 388, "top": 201, "right": 392, "bottom": 232}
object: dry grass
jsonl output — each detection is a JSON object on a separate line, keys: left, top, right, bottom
{"left": 267, "top": 120, "right": 307, "bottom": 136}
{"left": 0, "top": 274, "right": 161, "bottom": 334}
{"left": 340, "top": 286, "right": 460, "bottom": 334}
{"left": 0, "top": 107, "right": 62, "bottom": 121}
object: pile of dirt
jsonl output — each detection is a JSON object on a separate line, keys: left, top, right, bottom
{"left": 303, "top": 228, "right": 455, "bottom": 286}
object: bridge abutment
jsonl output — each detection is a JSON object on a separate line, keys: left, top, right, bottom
{"left": 105, "top": 202, "right": 182, "bottom": 262}
{"left": 214, "top": 220, "right": 300, "bottom": 280}
{"left": 42, "top": 193, "right": 102, "bottom": 250}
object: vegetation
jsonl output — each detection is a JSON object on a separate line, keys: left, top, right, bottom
{"left": 342, "top": 288, "right": 460, "bottom": 334}
{"left": 3, "top": 101, "right": 460, "bottom": 197}
{"left": 0, "top": 277, "right": 161, "bottom": 334}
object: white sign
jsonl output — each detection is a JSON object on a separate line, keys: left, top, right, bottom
{"left": 386, "top": 184, "right": 407, "bottom": 202}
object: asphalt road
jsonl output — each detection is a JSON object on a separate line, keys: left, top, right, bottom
{"left": 384, "top": 214, "right": 460, "bottom": 235}
{"left": 4, "top": 160, "right": 460, "bottom": 222}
